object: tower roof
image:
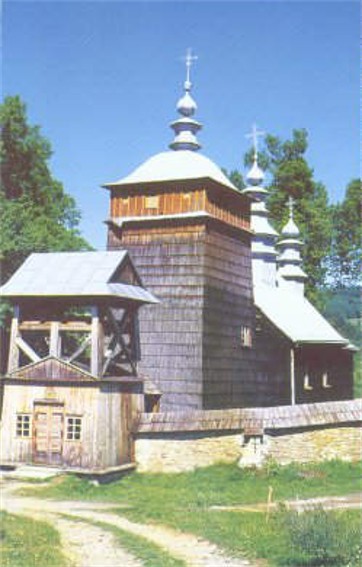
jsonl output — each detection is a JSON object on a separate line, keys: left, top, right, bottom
{"left": 103, "top": 150, "right": 240, "bottom": 193}
{"left": 103, "top": 49, "right": 244, "bottom": 198}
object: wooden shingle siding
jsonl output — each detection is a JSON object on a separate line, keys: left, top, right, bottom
{"left": 108, "top": 180, "right": 254, "bottom": 411}
{"left": 118, "top": 233, "right": 206, "bottom": 410}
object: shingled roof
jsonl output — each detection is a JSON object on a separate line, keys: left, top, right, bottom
{"left": 0, "top": 251, "right": 158, "bottom": 305}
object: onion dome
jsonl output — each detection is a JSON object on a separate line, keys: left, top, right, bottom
{"left": 242, "top": 126, "right": 278, "bottom": 288}
{"left": 169, "top": 49, "right": 202, "bottom": 151}
{"left": 246, "top": 156, "right": 265, "bottom": 186}
{"left": 277, "top": 198, "right": 307, "bottom": 295}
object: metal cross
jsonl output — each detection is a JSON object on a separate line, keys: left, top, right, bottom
{"left": 245, "top": 123, "right": 265, "bottom": 157}
{"left": 183, "top": 48, "right": 198, "bottom": 85}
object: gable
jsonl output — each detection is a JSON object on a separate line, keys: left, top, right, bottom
{"left": 8, "top": 357, "right": 97, "bottom": 382}
{"left": 110, "top": 256, "right": 142, "bottom": 286}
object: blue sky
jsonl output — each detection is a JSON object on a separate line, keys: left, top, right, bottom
{"left": 3, "top": 1, "right": 360, "bottom": 249}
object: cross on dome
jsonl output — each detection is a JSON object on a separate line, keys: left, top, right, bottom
{"left": 245, "top": 123, "right": 265, "bottom": 159}
{"left": 182, "top": 48, "right": 198, "bottom": 89}
{"left": 245, "top": 123, "right": 265, "bottom": 186}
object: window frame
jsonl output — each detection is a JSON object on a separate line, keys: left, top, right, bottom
{"left": 16, "top": 414, "right": 32, "bottom": 438}
{"left": 66, "top": 416, "right": 83, "bottom": 442}
{"left": 240, "top": 325, "right": 253, "bottom": 348}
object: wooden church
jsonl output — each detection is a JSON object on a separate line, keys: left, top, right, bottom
{"left": 0, "top": 52, "right": 355, "bottom": 472}
{"left": 104, "top": 54, "right": 355, "bottom": 411}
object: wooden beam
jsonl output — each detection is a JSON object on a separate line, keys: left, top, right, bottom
{"left": 67, "top": 334, "right": 91, "bottom": 363}
{"left": 7, "top": 305, "right": 20, "bottom": 374}
{"left": 15, "top": 336, "right": 41, "bottom": 363}
{"left": 107, "top": 308, "right": 137, "bottom": 375}
{"left": 290, "top": 347, "right": 296, "bottom": 406}
{"left": 90, "top": 306, "right": 103, "bottom": 377}
{"left": 49, "top": 321, "right": 60, "bottom": 357}
{"left": 19, "top": 321, "right": 92, "bottom": 332}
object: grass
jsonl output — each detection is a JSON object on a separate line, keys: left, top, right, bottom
{"left": 19, "top": 459, "right": 362, "bottom": 566}
{"left": 76, "top": 517, "right": 186, "bottom": 567}
{"left": 23, "top": 459, "right": 362, "bottom": 508}
{"left": 0, "top": 511, "right": 69, "bottom": 567}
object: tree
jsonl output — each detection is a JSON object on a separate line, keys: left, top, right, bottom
{"left": 221, "top": 168, "right": 245, "bottom": 191}
{"left": 0, "top": 96, "right": 91, "bottom": 285}
{"left": 243, "top": 129, "right": 333, "bottom": 303}
{"left": 328, "top": 179, "right": 361, "bottom": 287}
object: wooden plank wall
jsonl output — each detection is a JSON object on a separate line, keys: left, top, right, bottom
{"left": 110, "top": 187, "right": 250, "bottom": 233}
{"left": 111, "top": 189, "right": 206, "bottom": 218}
{"left": 295, "top": 346, "right": 354, "bottom": 404}
{"left": 251, "top": 312, "right": 292, "bottom": 406}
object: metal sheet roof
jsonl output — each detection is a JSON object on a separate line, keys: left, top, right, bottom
{"left": 0, "top": 251, "right": 158, "bottom": 304}
{"left": 103, "top": 150, "right": 240, "bottom": 193}
{"left": 254, "top": 285, "right": 349, "bottom": 345}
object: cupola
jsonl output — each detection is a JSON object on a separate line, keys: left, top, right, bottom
{"left": 169, "top": 49, "right": 202, "bottom": 151}
{"left": 276, "top": 197, "right": 308, "bottom": 295}
{"left": 242, "top": 125, "right": 278, "bottom": 288}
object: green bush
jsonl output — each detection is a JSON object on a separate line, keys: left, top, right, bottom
{"left": 279, "top": 507, "right": 362, "bottom": 566}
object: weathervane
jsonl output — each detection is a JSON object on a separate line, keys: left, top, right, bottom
{"left": 245, "top": 123, "right": 265, "bottom": 159}
{"left": 182, "top": 48, "right": 198, "bottom": 89}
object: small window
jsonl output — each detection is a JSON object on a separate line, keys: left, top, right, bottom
{"left": 66, "top": 417, "right": 82, "bottom": 441}
{"left": 241, "top": 326, "right": 252, "bottom": 348}
{"left": 145, "top": 195, "right": 159, "bottom": 209}
{"left": 303, "top": 373, "right": 313, "bottom": 391}
{"left": 16, "top": 414, "right": 31, "bottom": 438}
{"left": 322, "top": 372, "right": 332, "bottom": 389}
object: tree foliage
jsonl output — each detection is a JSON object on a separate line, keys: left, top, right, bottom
{"left": 231, "top": 129, "right": 333, "bottom": 304}
{"left": 259, "top": 129, "right": 332, "bottom": 300}
{"left": 328, "top": 179, "right": 361, "bottom": 287}
{"left": 0, "top": 96, "right": 91, "bottom": 284}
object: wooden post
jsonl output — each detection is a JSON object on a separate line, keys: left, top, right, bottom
{"left": 290, "top": 347, "right": 296, "bottom": 406}
{"left": 49, "top": 321, "right": 61, "bottom": 357}
{"left": 266, "top": 485, "right": 273, "bottom": 522}
{"left": 91, "top": 306, "right": 103, "bottom": 377}
{"left": 7, "top": 305, "right": 20, "bottom": 374}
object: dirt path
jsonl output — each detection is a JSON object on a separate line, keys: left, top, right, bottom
{"left": 48, "top": 515, "right": 143, "bottom": 567}
{"left": 0, "top": 479, "right": 257, "bottom": 567}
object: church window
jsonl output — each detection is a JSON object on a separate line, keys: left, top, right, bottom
{"left": 66, "top": 417, "right": 82, "bottom": 441}
{"left": 16, "top": 414, "right": 31, "bottom": 438}
{"left": 241, "top": 326, "right": 252, "bottom": 348}
{"left": 303, "top": 373, "right": 313, "bottom": 390}
{"left": 322, "top": 372, "right": 332, "bottom": 388}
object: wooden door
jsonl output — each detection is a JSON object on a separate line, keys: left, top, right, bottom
{"left": 33, "top": 403, "right": 64, "bottom": 465}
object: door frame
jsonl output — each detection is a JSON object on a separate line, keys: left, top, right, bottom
{"left": 32, "top": 399, "right": 65, "bottom": 465}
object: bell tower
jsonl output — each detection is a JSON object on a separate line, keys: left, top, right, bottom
{"left": 105, "top": 52, "right": 257, "bottom": 410}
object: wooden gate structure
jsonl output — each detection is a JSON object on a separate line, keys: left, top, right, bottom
{"left": 0, "top": 251, "right": 159, "bottom": 472}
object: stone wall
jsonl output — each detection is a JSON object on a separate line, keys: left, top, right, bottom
{"left": 134, "top": 400, "right": 362, "bottom": 473}
{"left": 136, "top": 432, "right": 241, "bottom": 473}
{"left": 264, "top": 426, "right": 362, "bottom": 465}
